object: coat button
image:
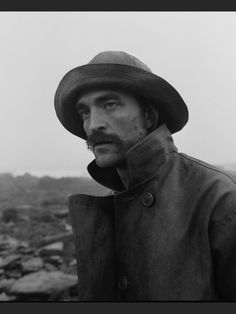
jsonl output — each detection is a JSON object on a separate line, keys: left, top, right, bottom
{"left": 142, "top": 192, "right": 154, "bottom": 207}
{"left": 118, "top": 275, "right": 128, "bottom": 291}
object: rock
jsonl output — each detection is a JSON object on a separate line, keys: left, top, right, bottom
{"left": 18, "top": 241, "right": 29, "bottom": 249}
{"left": 0, "top": 254, "right": 21, "bottom": 269}
{"left": 64, "top": 223, "right": 72, "bottom": 232}
{"left": 15, "top": 205, "right": 32, "bottom": 210}
{"left": 67, "top": 259, "right": 77, "bottom": 276}
{"left": 43, "top": 255, "right": 63, "bottom": 266}
{"left": 0, "top": 235, "right": 19, "bottom": 253}
{"left": 17, "top": 241, "right": 34, "bottom": 255}
{"left": 5, "top": 270, "right": 22, "bottom": 279}
{"left": 18, "top": 246, "right": 34, "bottom": 255}
{"left": 19, "top": 215, "right": 30, "bottom": 222}
{"left": 38, "top": 242, "right": 64, "bottom": 256}
{"left": 8, "top": 271, "right": 78, "bottom": 299}
{"left": 31, "top": 211, "right": 54, "bottom": 223}
{"left": 44, "top": 263, "right": 58, "bottom": 272}
{"left": 0, "top": 278, "right": 16, "bottom": 292}
{"left": 21, "top": 257, "right": 44, "bottom": 274}
{"left": 4, "top": 222, "right": 15, "bottom": 228}
{"left": 36, "top": 232, "right": 72, "bottom": 248}
{"left": 69, "top": 259, "right": 77, "bottom": 267}
{"left": 54, "top": 209, "right": 69, "bottom": 219}
{"left": 0, "top": 292, "right": 16, "bottom": 301}
{"left": 2, "top": 208, "right": 18, "bottom": 223}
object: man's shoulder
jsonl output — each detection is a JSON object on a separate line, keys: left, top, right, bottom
{"left": 176, "top": 153, "right": 236, "bottom": 226}
{"left": 177, "top": 152, "right": 236, "bottom": 186}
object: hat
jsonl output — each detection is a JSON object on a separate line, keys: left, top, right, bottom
{"left": 54, "top": 51, "right": 188, "bottom": 139}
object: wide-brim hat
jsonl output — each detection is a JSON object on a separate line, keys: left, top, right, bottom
{"left": 54, "top": 51, "right": 188, "bottom": 139}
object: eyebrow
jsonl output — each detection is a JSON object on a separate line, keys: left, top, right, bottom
{"left": 76, "top": 92, "right": 122, "bottom": 110}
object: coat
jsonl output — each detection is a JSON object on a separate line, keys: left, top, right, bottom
{"left": 69, "top": 124, "right": 236, "bottom": 301}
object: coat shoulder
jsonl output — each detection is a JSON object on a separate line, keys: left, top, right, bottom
{"left": 177, "top": 153, "right": 236, "bottom": 228}
{"left": 178, "top": 153, "right": 236, "bottom": 186}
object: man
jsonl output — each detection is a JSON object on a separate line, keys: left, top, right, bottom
{"left": 54, "top": 51, "right": 236, "bottom": 301}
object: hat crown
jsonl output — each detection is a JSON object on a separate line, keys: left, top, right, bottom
{"left": 88, "top": 51, "right": 152, "bottom": 73}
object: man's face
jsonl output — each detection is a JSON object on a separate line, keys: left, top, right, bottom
{"left": 76, "top": 88, "right": 150, "bottom": 168}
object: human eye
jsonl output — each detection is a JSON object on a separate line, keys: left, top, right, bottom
{"left": 103, "top": 101, "right": 120, "bottom": 110}
{"left": 77, "top": 108, "right": 90, "bottom": 120}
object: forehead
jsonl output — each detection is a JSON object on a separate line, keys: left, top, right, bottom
{"left": 76, "top": 87, "right": 138, "bottom": 106}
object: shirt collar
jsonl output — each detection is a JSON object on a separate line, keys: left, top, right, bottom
{"left": 87, "top": 124, "right": 177, "bottom": 192}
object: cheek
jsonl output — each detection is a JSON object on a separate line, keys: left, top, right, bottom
{"left": 83, "top": 121, "right": 88, "bottom": 134}
{"left": 117, "top": 116, "right": 147, "bottom": 141}
{"left": 83, "top": 120, "right": 92, "bottom": 137}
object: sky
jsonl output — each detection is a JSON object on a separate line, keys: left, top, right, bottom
{"left": 1, "top": 12, "right": 236, "bottom": 177}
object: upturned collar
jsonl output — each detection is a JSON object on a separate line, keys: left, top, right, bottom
{"left": 87, "top": 124, "right": 178, "bottom": 192}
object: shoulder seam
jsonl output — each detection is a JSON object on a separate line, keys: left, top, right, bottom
{"left": 179, "top": 153, "right": 236, "bottom": 185}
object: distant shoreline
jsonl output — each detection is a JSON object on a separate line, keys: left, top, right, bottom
{"left": 1, "top": 162, "right": 236, "bottom": 179}
{"left": 0, "top": 170, "right": 90, "bottom": 179}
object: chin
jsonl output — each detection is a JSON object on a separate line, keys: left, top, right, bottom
{"left": 95, "top": 155, "right": 124, "bottom": 168}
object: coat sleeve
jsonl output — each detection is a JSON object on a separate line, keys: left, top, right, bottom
{"left": 69, "top": 194, "right": 117, "bottom": 301}
{"left": 209, "top": 196, "right": 236, "bottom": 300}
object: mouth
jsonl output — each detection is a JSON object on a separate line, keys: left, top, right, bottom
{"left": 94, "top": 141, "right": 113, "bottom": 147}
{"left": 93, "top": 142, "right": 116, "bottom": 152}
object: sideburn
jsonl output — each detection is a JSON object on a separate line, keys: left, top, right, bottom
{"left": 134, "top": 94, "right": 162, "bottom": 133}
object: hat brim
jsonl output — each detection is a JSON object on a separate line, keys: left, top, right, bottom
{"left": 54, "top": 63, "right": 188, "bottom": 139}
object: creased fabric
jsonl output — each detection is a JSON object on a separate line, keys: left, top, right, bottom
{"left": 69, "top": 124, "right": 236, "bottom": 300}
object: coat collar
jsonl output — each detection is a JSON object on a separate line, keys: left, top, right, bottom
{"left": 87, "top": 124, "right": 178, "bottom": 192}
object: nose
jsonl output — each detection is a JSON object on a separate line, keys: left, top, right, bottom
{"left": 85, "top": 108, "right": 107, "bottom": 134}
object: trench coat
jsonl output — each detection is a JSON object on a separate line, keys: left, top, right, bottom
{"left": 69, "top": 124, "right": 236, "bottom": 301}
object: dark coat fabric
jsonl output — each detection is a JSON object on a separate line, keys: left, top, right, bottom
{"left": 69, "top": 124, "right": 236, "bottom": 301}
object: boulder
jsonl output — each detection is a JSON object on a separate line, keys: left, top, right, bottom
{"left": 64, "top": 223, "right": 72, "bottom": 232}
{"left": 0, "top": 235, "right": 19, "bottom": 253}
{"left": 18, "top": 246, "right": 34, "bottom": 255}
{"left": 21, "top": 257, "right": 44, "bottom": 274}
{"left": 17, "top": 241, "right": 34, "bottom": 255}
{"left": 8, "top": 271, "right": 78, "bottom": 299}
{"left": 69, "top": 259, "right": 77, "bottom": 267}
{"left": 0, "top": 292, "right": 16, "bottom": 301}
{"left": 43, "top": 255, "right": 63, "bottom": 266}
{"left": 0, "top": 278, "right": 16, "bottom": 293}
{"left": 38, "top": 242, "right": 64, "bottom": 256}
{"left": 54, "top": 209, "right": 69, "bottom": 219}
{"left": 0, "top": 254, "right": 21, "bottom": 269}
{"left": 18, "top": 241, "right": 29, "bottom": 249}
{"left": 2, "top": 208, "right": 18, "bottom": 223}
{"left": 35, "top": 232, "right": 72, "bottom": 247}
{"left": 5, "top": 269, "right": 22, "bottom": 279}
{"left": 68, "top": 259, "right": 77, "bottom": 276}
{"left": 44, "top": 263, "right": 58, "bottom": 272}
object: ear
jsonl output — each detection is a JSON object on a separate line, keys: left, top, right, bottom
{"left": 144, "top": 107, "right": 155, "bottom": 129}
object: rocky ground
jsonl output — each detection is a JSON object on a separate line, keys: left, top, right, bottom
{"left": 0, "top": 206, "right": 79, "bottom": 302}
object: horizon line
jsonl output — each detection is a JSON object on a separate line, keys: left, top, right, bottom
{"left": 0, "top": 169, "right": 90, "bottom": 179}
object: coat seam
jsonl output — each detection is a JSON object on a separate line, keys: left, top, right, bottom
{"left": 179, "top": 153, "right": 236, "bottom": 185}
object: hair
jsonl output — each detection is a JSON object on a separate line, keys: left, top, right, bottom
{"left": 133, "top": 93, "right": 164, "bottom": 132}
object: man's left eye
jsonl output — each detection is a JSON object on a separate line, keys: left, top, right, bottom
{"left": 103, "top": 102, "right": 118, "bottom": 110}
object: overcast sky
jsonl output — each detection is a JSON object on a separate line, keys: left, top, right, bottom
{"left": 1, "top": 12, "right": 236, "bottom": 177}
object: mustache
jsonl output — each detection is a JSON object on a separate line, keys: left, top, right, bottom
{"left": 86, "top": 131, "right": 123, "bottom": 151}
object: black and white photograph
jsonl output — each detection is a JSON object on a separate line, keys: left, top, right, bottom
{"left": 0, "top": 12, "right": 236, "bottom": 302}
